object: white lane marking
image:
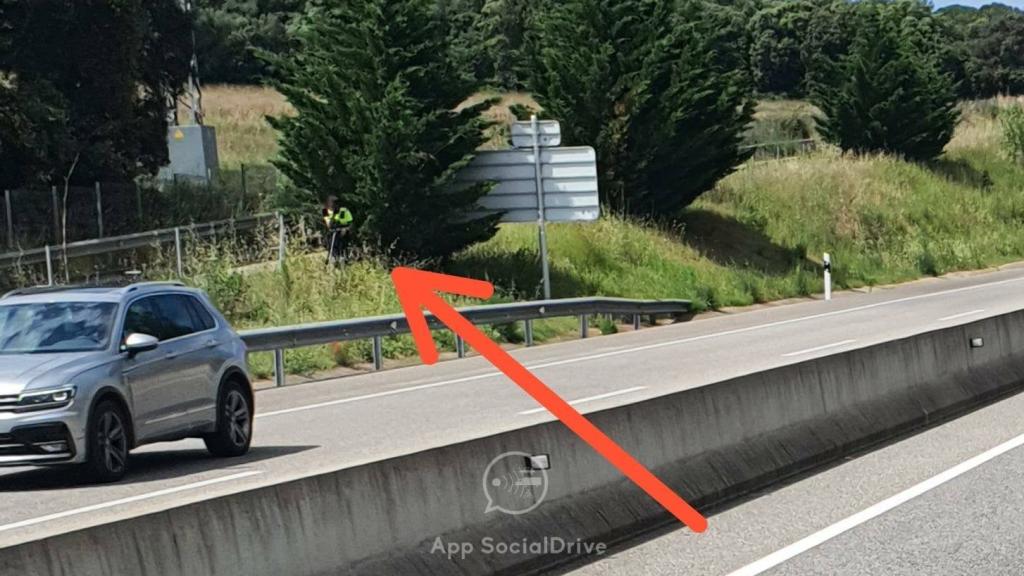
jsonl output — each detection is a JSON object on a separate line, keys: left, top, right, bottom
{"left": 725, "top": 431, "right": 1024, "bottom": 576}
{"left": 517, "top": 386, "right": 647, "bottom": 416}
{"left": 781, "top": 339, "right": 857, "bottom": 358}
{"left": 257, "top": 274, "right": 1024, "bottom": 419}
{"left": 0, "top": 470, "right": 261, "bottom": 534}
{"left": 938, "top": 309, "right": 986, "bottom": 322}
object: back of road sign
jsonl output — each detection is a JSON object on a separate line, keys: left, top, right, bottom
{"left": 511, "top": 120, "right": 562, "bottom": 148}
{"left": 459, "top": 147, "right": 599, "bottom": 223}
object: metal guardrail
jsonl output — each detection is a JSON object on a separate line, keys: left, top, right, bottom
{"left": 239, "top": 297, "right": 692, "bottom": 386}
{"left": 0, "top": 212, "right": 278, "bottom": 269}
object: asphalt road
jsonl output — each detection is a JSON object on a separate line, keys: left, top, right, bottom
{"left": 4, "top": 264, "right": 1024, "bottom": 553}
{"left": 553, "top": 347, "right": 1024, "bottom": 576}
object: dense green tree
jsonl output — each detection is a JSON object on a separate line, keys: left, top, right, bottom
{"left": 265, "top": 0, "right": 500, "bottom": 260}
{"left": 524, "top": 0, "right": 754, "bottom": 216}
{"left": 811, "top": 0, "right": 959, "bottom": 161}
{"left": 749, "top": 0, "right": 814, "bottom": 96}
{"left": 0, "top": 0, "right": 192, "bottom": 189}
{"left": 195, "top": 0, "right": 305, "bottom": 84}
{"left": 444, "top": 0, "right": 534, "bottom": 89}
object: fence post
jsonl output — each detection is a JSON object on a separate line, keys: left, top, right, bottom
{"left": 240, "top": 163, "right": 248, "bottom": 210}
{"left": 273, "top": 349, "right": 286, "bottom": 387}
{"left": 524, "top": 319, "right": 534, "bottom": 347}
{"left": 372, "top": 336, "right": 383, "bottom": 371}
{"left": 135, "top": 185, "right": 144, "bottom": 226}
{"left": 50, "top": 185, "right": 60, "bottom": 244}
{"left": 633, "top": 314, "right": 641, "bottom": 331}
{"left": 579, "top": 314, "right": 589, "bottom": 339}
{"left": 174, "top": 227, "right": 183, "bottom": 278}
{"left": 456, "top": 335, "right": 466, "bottom": 359}
{"left": 94, "top": 182, "right": 104, "bottom": 238}
{"left": 277, "top": 212, "right": 286, "bottom": 268}
{"left": 3, "top": 189, "right": 12, "bottom": 248}
{"left": 45, "top": 245, "right": 54, "bottom": 286}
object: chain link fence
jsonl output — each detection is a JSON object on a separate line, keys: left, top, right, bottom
{"left": 1, "top": 164, "right": 281, "bottom": 252}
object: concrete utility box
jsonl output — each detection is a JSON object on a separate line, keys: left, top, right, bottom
{"left": 158, "top": 124, "right": 220, "bottom": 182}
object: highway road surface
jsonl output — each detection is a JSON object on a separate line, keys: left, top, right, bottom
{"left": 5, "top": 263, "right": 1024, "bottom": 570}
{"left": 553, "top": 350, "right": 1024, "bottom": 576}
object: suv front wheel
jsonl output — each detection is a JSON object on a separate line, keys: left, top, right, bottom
{"left": 83, "top": 400, "right": 130, "bottom": 483}
{"left": 204, "top": 380, "right": 252, "bottom": 457}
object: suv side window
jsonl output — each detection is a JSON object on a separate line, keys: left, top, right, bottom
{"left": 186, "top": 296, "right": 216, "bottom": 331}
{"left": 151, "top": 295, "right": 200, "bottom": 341}
{"left": 123, "top": 298, "right": 163, "bottom": 342}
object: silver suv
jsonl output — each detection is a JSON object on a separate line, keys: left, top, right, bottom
{"left": 0, "top": 282, "right": 253, "bottom": 482}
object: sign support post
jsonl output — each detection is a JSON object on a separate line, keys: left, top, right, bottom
{"left": 531, "top": 115, "right": 552, "bottom": 300}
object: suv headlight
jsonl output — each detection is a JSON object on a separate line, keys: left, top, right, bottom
{"left": 15, "top": 387, "right": 76, "bottom": 412}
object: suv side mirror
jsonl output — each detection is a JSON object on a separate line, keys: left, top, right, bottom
{"left": 123, "top": 333, "right": 159, "bottom": 357}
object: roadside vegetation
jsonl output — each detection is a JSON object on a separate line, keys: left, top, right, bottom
{"left": 167, "top": 87, "right": 1024, "bottom": 380}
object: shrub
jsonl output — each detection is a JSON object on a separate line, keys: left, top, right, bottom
{"left": 1001, "top": 105, "right": 1024, "bottom": 164}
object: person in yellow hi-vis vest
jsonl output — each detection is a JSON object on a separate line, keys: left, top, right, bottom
{"left": 322, "top": 196, "right": 353, "bottom": 266}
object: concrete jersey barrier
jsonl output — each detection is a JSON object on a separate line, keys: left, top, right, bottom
{"left": 3, "top": 310, "right": 1024, "bottom": 575}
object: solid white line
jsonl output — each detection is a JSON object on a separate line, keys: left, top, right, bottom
{"left": 0, "top": 470, "right": 261, "bottom": 534}
{"left": 725, "top": 431, "right": 1024, "bottom": 576}
{"left": 781, "top": 339, "right": 857, "bottom": 358}
{"left": 256, "top": 273, "right": 1024, "bottom": 419}
{"left": 517, "top": 386, "right": 647, "bottom": 415}
{"left": 938, "top": 309, "right": 986, "bottom": 322}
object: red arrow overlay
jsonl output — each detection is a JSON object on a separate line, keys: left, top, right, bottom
{"left": 391, "top": 267, "right": 707, "bottom": 532}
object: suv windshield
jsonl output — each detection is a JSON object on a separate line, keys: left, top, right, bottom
{"left": 0, "top": 302, "right": 118, "bottom": 354}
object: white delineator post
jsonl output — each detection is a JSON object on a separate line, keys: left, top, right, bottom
{"left": 824, "top": 252, "right": 832, "bottom": 301}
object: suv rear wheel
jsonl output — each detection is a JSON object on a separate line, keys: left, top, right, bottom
{"left": 204, "top": 380, "right": 252, "bottom": 457}
{"left": 83, "top": 400, "right": 130, "bottom": 483}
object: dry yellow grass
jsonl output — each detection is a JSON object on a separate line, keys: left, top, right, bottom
{"left": 187, "top": 85, "right": 294, "bottom": 168}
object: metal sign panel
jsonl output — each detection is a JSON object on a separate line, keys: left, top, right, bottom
{"left": 511, "top": 120, "right": 562, "bottom": 148}
{"left": 459, "top": 147, "right": 599, "bottom": 223}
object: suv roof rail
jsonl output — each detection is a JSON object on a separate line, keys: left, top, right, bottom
{"left": 1, "top": 284, "right": 96, "bottom": 299}
{"left": 125, "top": 281, "right": 187, "bottom": 292}
{"left": 1, "top": 280, "right": 187, "bottom": 300}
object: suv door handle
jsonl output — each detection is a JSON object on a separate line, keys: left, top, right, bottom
{"left": 165, "top": 352, "right": 180, "bottom": 360}
{"left": 204, "top": 339, "right": 219, "bottom": 349}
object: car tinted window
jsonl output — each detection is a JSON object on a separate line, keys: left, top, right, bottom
{"left": 186, "top": 297, "right": 215, "bottom": 331}
{"left": 151, "top": 295, "right": 199, "bottom": 340}
{"left": 123, "top": 298, "right": 163, "bottom": 341}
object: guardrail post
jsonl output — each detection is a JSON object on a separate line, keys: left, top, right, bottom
{"left": 44, "top": 245, "right": 54, "bottom": 286}
{"left": 94, "top": 182, "right": 104, "bottom": 238}
{"left": 3, "top": 189, "right": 12, "bottom": 248}
{"left": 174, "top": 227, "right": 183, "bottom": 278}
{"left": 524, "top": 319, "right": 534, "bottom": 347}
{"left": 456, "top": 335, "right": 466, "bottom": 358}
{"left": 633, "top": 314, "right": 641, "bottom": 330}
{"left": 372, "top": 336, "right": 383, "bottom": 371}
{"left": 273, "top": 349, "right": 285, "bottom": 387}
{"left": 579, "top": 314, "right": 588, "bottom": 339}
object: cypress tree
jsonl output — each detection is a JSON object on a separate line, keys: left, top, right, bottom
{"left": 524, "top": 0, "right": 754, "bottom": 217}
{"left": 811, "top": 1, "right": 959, "bottom": 161}
{"left": 265, "top": 0, "right": 500, "bottom": 261}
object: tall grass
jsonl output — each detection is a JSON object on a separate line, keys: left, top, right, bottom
{"left": 195, "top": 85, "right": 293, "bottom": 169}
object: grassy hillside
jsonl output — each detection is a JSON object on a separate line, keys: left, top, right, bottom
{"left": 186, "top": 87, "right": 1024, "bottom": 378}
